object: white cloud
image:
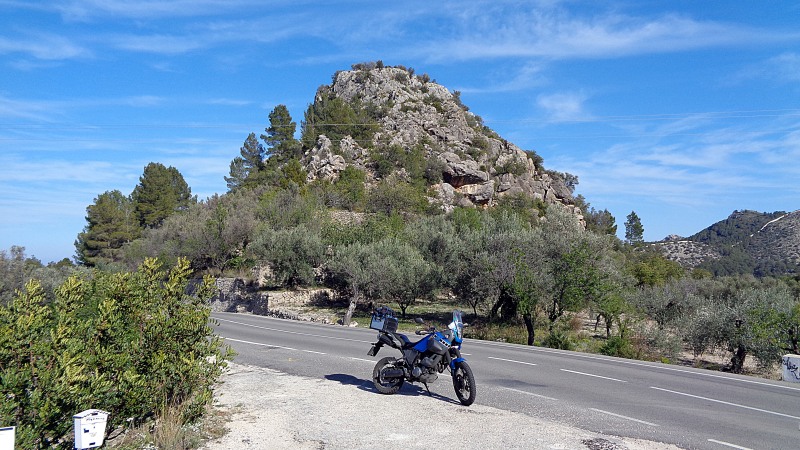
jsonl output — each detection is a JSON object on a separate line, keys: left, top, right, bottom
{"left": 0, "top": 95, "right": 60, "bottom": 121}
{"left": 416, "top": 6, "right": 799, "bottom": 62}
{"left": 543, "top": 112, "right": 800, "bottom": 215}
{"left": 53, "top": 0, "right": 271, "bottom": 21}
{"left": 0, "top": 33, "right": 90, "bottom": 60}
{"left": 537, "top": 92, "right": 589, "bottom": 122}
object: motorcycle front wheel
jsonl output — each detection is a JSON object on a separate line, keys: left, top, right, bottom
{"left": 372, "top": 356, "right": 405, "bottom": 394}
{"left": 452, "top": 361, "right": 476, "bottom": 406}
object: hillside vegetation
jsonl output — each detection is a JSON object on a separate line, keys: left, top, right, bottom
{"left": 654, "top": 209, "right": 800, "bottom": 276}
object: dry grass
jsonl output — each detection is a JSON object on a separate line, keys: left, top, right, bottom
{"left": 106, "top": 401, "right": 232, "bottom": 450}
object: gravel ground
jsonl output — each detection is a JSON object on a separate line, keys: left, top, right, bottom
{"left": 201, "top": 363, "right": 681, "bottom": 450}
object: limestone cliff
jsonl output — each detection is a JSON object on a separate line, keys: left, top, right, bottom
{"left": 300, "top": 63, "right": 579, "bottom": 216}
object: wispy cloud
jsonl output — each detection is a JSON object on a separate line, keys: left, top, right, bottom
{"left": 458, "top": 62, "right": 549, "bottom": 94}
{"left": 537, "top": 92, "right": 590, "bottom": 122}
{"left": 52, "top": 0, "right": 271, "bottom": 21}
{"left": 734, "top": 52, "right": 800, "bottom": 85}
{"left": 0, "top": 95, "right": 61, "bottom": 121}
{"left": 416, "top": 6, "right": 800, "bottom": 62}
{"left": 205, "top": 98, "right": 253, "bottom": 107}
{"left": 0, "top": 33, "right": 90, "bottom": 60}
{"left": 548, "top": 114, "right": 800, "bottom": 211}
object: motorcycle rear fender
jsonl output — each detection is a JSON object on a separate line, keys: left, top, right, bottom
{"left": 367, "top": 342, "right": 382, "bottom": 356}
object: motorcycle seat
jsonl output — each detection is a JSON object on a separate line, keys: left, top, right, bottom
{"left": 394, "top": 333, "right": 415, "bottom": 349}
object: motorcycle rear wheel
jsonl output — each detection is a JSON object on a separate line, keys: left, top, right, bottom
{"left": 372, "top": 357, "right": 405, "bottom": 394}
{"left": 452, "top": 361, "right": 476, "bottom": 406}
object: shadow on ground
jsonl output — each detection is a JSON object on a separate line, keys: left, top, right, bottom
{"left": 324, "top": 373, "right": 459, "bottom": 404}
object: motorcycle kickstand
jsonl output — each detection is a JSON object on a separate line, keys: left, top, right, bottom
{"left": 423, "top": 382, "right": 432, "bottom": 396}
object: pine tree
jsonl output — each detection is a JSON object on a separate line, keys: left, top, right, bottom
{"left": 131, "top": 162, "right": 195, "bottom": 228}
{"left": 261, "top": 105, "right": 301, "bottom": 163}
{"left": 624, "top": 211, "right": 644, "bottom": 245}
{"left": 75, "top": 190, "right": 140, "bottom": 266}
{"left": 225, "top": 133, "right": 265, "bottom": 191}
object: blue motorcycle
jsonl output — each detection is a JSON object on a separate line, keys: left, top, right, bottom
{"left": 367, "top": 308, "right": 476, "bottom": 406}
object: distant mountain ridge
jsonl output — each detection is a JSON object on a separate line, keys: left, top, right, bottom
{"left": 653, "top": 209, "right": 800, "bottom": 276}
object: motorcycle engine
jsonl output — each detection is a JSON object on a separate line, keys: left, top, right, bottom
{"left": 414, "top": 355, "right": 440, "bottom": 383}
{"left": 419, "top": 368, "right": 438, "bottom": 383}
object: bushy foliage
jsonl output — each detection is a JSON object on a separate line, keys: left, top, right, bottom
{"left": 259, "top": 185, "right": 322, "bottom": 231}
{"left": 0, "top": 258, "right": 233, "bottom": 448}
{"left": 365, "top": 178, "right": 430, "bottom": 216}
{"left": 494, "top": 157, "right": 528, "bottom": 177}
{"left": 249, "top": 225, "right": 326, "bottom": 288}
{"left": 2, "top": 246, "right": 88, "bottom": 305}
{"left": 366, "top": 238, "right": 435, "bottom": 317}
{"left": 628, "top": 250, "right": 685, "bottom": 287}
{"left": 127, "top": 190, "right": 260, "bottom": 273}
{"left": 524, "top": 150, "right": 544, "bottom": 171}
{"left": 301, "top": 88, "right": 379, "bottom": 150}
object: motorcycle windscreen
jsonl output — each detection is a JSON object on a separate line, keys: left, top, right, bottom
{"left": 451, "top": 310, "right": 464, "bottom": 343}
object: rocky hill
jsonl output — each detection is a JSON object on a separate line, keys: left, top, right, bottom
{"left": 299, "top": 63, "right": 579, "bottom": 216}
{"left": 653, "top": 209, "right": 800, "bottom": 276}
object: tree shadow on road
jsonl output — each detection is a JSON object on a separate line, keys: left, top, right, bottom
{"left": 324, "top": 373, "right": 459, "bottom": 404}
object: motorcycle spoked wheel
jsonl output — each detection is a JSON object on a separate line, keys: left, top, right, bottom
{"left": 452, "top": 361, "right": 476, "bottom": 406}
{"left": 372, "top": 356, "right": 405, "bottom": 394}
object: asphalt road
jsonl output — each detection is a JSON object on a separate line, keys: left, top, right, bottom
{"left": 212, "top": 312, "right": 800, "bottom": 450}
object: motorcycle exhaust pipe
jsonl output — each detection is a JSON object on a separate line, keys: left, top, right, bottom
{"left": 381, "top": 368, "right": 404, "bottom": 378}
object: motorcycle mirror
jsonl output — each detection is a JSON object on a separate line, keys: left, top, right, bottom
{"left": 414, "top": 318, "right": 424, "bottom": 324}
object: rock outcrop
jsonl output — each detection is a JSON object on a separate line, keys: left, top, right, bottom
{"left": 300, "top": 64, "right": 580, "bottom": 217}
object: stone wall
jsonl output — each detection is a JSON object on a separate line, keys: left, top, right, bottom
{"left": 210, "top": 278, "right": 268, "bottom": 315}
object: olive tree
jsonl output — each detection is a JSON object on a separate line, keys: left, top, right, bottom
{"left": 249, "top": 224, "right": 326, "bottom": 288}
{"left": 325, "top": 242, "right": 379, "bottom": 326}
{"left": 368, "top": 238, "right": 436, "bottom": 318}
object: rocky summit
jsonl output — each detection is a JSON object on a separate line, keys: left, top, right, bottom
{"left": 299, "top": 63, "right": 579, "bottom": 216}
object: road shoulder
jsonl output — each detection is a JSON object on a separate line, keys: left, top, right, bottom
{"left": 201, "top": 362, "right": 681, "bottom": 450}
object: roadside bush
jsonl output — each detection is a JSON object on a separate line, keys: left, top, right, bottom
{"left": 0, "top": 258, "right": 233, "bottom": 448}
{"left": 541, "top": 327, "right": 575, "bottom": 350}
{"left": 599, "top": 336, "right": 638, "bottom": 359}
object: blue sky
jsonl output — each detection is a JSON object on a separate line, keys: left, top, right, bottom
{"left": 2, "top": 1, "right": 799, "bottom": 263}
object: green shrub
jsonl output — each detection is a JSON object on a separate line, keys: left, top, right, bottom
{"left": 542, "top": 329, "right": 575, "bottom": 350}
{"left": 0, "top": 258, "right": 233, "bottom": 448}
{"left": 599, "top": 336, "right": 638, "bottom": 358}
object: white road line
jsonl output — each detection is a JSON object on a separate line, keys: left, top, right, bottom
{"left": 468, "top": 338, "right": 800, "bottom": 392}
{"left": 560, "top": 369, "right": 627, "bottom": 383}
{"left": 349, "top": 357, "right": 374, "bottom": 363}
{"left": 651, "top": 386, "right": 800, "bottom": 420}
{"left": 224, "top": 337, "right": 296, "bottom": 351}
{"left": 215, "top": 317, "right": 374, "bottom": 344}
{"left": 500, "top": 387, "right": 558, "bottom": 401}
{"left": 707, "top": 439, "right": 753, "bottom": 449}
{"left": 302, "top": 350, "right": 327, "bottom": 355}
{"left": 589, "top": 408, "right": 659, "bottom": 427}
{"left": 488, "top": 356, "right": 537, "bottom": 366}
